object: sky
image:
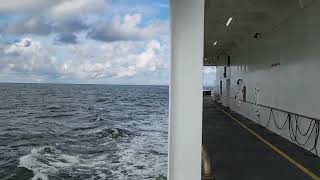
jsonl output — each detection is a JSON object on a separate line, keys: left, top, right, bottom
{"left": 0, "top": 0, "right": 215, "bottom": 86}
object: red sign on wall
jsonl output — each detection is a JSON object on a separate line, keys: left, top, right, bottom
{"left": 271, "top": 62, "right": 280, "bottom": 67}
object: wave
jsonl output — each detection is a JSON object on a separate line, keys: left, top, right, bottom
{"left": 88, "top": 127, "right": 134, "bottom": 139}
{"left": 87, "top": 114, "right": 105, "bottom": 122}
{"left": 35, "top": 114, "right": 74, "bottom": 119}
{"left": 19, "top": 146, "right": 80, "bottom": 180}
{"left": 72, "top": 125, "right": 98, "bottom": 131}
{"left": 46, "top": 106, "right": 62, "bottom": 110}
{"left": 96, "top": 98, "right": 109, "bottom": 103}
{"left": 18, "top": 146, "right": 116, "bottom": 179}
{"left": 2, "top": 84, "right": 169, "bottom": 179}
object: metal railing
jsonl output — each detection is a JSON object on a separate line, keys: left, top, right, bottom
{"left": 230, "top": 97, "right": 320, "bottom": 122}
{"left": 228, "top": 96, "right": 320, "bottom": 156}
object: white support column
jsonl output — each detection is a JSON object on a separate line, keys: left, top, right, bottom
{"left": 226, "top": 79, "right": 231, "bottom": 107}
{"left": 169, "top": 0, "right": 204, "bottom": 179}
{"left": 226, "top": 56, "right": 231, "bottom": 108}
{"left": 212, "top": 66, "right": 216, "bottom": 97}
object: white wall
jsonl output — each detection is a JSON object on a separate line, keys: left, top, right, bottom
{"left": 215, "top": 1, "right": 320, "bottom": 156}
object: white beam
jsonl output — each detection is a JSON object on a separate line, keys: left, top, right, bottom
{"left": 169, "top": 0, "right": 204, "bottom": 179}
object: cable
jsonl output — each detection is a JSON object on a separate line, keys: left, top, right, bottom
{"left": 308, "top": 121, "right": 319, "bottom": 156}
{"left": 254, "top": 106, "right": 319, "bottom": 156}
{"left": 259, "top": 108, "right": 271, "bottom": 127}
{"left": 297, "top": 119, "right": 316, "bottom": 136}
{"left": 288, "top": 115, "right": 317, "bottom": 149}
{"left": 227, "top": 85, "right": 320, "bottom": 156}
{"left": 271, "top": 109, "right": 289, "bottom": 130}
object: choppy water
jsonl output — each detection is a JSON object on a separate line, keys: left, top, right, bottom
{"left": 0, "top": 83, "right": 168, "bottom": 180}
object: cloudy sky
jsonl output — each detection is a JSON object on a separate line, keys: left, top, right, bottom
{"left": 0, "top": 0, "right": 215, "bottom": 85}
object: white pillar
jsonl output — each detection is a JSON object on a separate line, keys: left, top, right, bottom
{"left": 226, "top": 56, "right": 231, "bottom": 108}
{"left": 169, "top": 0, "right": 204, "bottom": 179}
{"left": 226, "top": 79, "right": 231, "bottom": 107}
{"left": 212, "top": 66, "right": 216, "bottom": 97}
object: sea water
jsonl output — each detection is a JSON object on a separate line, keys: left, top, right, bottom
{"left": 0, "top": 83, "right": 168, "bottom": 180}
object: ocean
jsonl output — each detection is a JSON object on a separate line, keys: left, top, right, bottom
{"left": 0, "top": 83, "right": 168, "bottom": 180}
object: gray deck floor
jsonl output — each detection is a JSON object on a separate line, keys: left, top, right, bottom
{"left": 202, "top": 97, "right": 320, "bottom": 180}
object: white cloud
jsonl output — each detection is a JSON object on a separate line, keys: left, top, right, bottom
{"left": 115, "top": 66, "right": 137, "bottom": 78}
{"left": 2, "top": 38, "right": 58, "bottom": 76}
{"left": 0, "top": 0, "right": 61, "bottom": 13}
{"left": 0, "top": 0, "right": 108, "bottom": 16}
{"left": 0, "top": 0, "right": 170, "bottom": 84}
{"left": 0, "top": 0, "right": 108, "bottom": 44}
{"left": 49, "top": 0, "right": 108, "bottom": 20}
{"left": 62, "top": 39, "right": 167, "bottom": 80}
{"left": 1, "top": 3, "right": 167, "bottom": 45}
{"left": 6, "top": 17, "right": 52, "bottom": 35}
{"left": 0, "top": 37, "right": 168, "bottom": 82}
{"left": 87, "top": 14, "right": 169, "bottom": 42}
{"left": 136, "top": 40, "right": 161, "bottom": 69}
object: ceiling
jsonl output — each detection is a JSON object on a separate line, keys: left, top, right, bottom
{"left": 203, "top": 0, "right": 315, "bottom": 66}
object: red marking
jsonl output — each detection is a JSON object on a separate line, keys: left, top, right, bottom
{"left": 271, "top": 62, "right": 280, "bottom": 67}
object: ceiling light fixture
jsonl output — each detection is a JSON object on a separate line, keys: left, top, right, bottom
{"left": 226, "top": 17, "right": 233, "bottom": 26}
{"left": 213, "top": 41, "right": 217, "bottom": 46}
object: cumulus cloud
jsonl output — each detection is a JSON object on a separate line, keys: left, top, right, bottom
{"left": 55, "top": 33, "right": 78, "bottom": 44}
{"left": 0, "top": 0, "right": 167, "bottom": 45}
{"left": 0, "top": 37, "right": 168, "bottom": 82}
{"left": 0, "top": 0, "right": 170, "bottom": 84}
{"left": 55, "top": 19, "right": 88, "bottom": 33}
{"left": 0, "top": 0, "right": 107, "bottom": 15}
{"left": 0, "top": 0, "right": 61, "bottom": 13}
{"left": 136, "top": 40, "right": 161, "bottom": 70}
{"left": 87, "top": 14, "right": 169, "bottom": 42}
{"left": 0, "top": 0, "right": 107, "bottom": 44}
{"left": 3, "top": 17, "right": 87, "bottom": 43}
{"left": 62, "top": 40, "right": 167, "bottom": 80}
{"left": 6, "top": 17, "right": 53, "bottom": 35}
{"left": 49, "top": 0, "right": 108, "bottom": 20}
{"left": 0, "top": 38, "right": 58, "bottom": 78}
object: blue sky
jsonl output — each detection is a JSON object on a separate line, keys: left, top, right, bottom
{"left": 0, "top": 0, "right": 215, "bottom": 86}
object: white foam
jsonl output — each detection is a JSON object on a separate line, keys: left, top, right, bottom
{"left": 32, "top": 173, "right": 49, "bottom": 180}
{"left": 18, "top": 126, "right": 168, "bottom": 179}
{"left": 19, "top": 146, "right": 117, "bottom": 179}
{"left": 19, "top": 146, "right": 80, "bottom": 180}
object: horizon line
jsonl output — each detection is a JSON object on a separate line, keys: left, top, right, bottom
{"left": 0, "top": 81, "right": 170, "bottom": 86}
{"left": 0, "top": 81, "right": 214, "bottom": 87}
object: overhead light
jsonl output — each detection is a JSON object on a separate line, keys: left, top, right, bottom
{"left": 226, "top": 17, "right": 233, "bottom": 26}
{"left": 213, "top": 41, "right": 217, "bottom": 46}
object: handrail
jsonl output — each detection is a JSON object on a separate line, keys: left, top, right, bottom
{"left": 230, "top": 97, "right": 320, "bottom": 122}
{"left": 226, "top": 96, "right": 320, "bottom": 156}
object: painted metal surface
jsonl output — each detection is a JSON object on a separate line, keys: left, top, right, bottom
{"left": 214, "top": 0, "right": 320, "bottom": 157}
{"left": 169, "top": 0, "right": 204, "bottom": 179}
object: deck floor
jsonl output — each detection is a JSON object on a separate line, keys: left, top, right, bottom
{"left": 202, "top": 97, "right": 320, "bottom": 180}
